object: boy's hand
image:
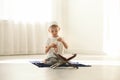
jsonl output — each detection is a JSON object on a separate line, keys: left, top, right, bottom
{"left": 57, "top": 37, "right": 68, "bottom": 49}
{"left": 45, "top": 43, "right": 58, "bottom": 53}
{"left": 50, "top": 43, "right": 58, "bottom": 52}
{"left": 57, "top": 37, "right": 63, "bottom": 42}
{"left": 50, "top": 43, "right": 57, "bottom": 48}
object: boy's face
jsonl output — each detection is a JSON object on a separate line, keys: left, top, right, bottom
{"left": 49, "top": 27, "right": 60, "bottom": 37}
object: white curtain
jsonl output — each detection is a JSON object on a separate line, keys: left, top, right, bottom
{"left": 0, "top": 0, "right": 63, "bottom": 55}
{"left": 0, "top": 20, "right": 49, "bottom": 55}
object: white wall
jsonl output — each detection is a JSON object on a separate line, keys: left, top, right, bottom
{"left": 103, "top": 0, "right": 120, "bottom": 56}
{"left": 62, "top": 0, "right": 104, "bottom": 54}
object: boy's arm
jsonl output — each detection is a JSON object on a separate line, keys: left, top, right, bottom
{"left": 61, "top": 40, "right": 68, "bottom": 49}
{"left": 57, "top": 37, "right": 68, "bottom": 49}
{"left": 45, "top": 45, "right": 51, "bottom": 53}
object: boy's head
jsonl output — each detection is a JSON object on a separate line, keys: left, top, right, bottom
{"left": 48, "top": 24, "right": 60, "bottom": 37}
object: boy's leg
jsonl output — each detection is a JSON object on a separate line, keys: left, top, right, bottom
{"left": 57, "top": 54, "right": 78, "bottom": 69}
{"left": 44, "top": 57, "right": 58, "bottom": 65}
{"left": 51, "top": 53, "right": 78, "bottom": 69}
{"left": 50, "top": 54, "right": 65, "bottom": 69}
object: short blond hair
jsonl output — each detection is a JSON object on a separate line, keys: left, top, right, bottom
{"left": 48, "top": 24, "right": 60, "bottom": 31}
{"left": 49, "top": 24, "right": 59, "bottom": 28}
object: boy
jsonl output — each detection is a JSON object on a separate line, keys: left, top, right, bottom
{"left": 44, "top": 24, "right": 76, "bottom": 67}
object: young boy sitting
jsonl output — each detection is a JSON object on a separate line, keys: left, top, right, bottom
{"left": 44, "top": 24, "right": 76, "bottom": 68}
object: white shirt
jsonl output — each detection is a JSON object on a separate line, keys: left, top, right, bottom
{"left": 46, "top": 37, "right": 64, "bottom": 58}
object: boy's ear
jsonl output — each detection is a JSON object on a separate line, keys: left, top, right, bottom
{"left": 48, "top": 28, "right": 50, "bottom": 32}
{"left": 48, "top": 28, "right": 51, "bottom": 32}
{"left": 58, "top": 27, "right": 60, "bottom": 31}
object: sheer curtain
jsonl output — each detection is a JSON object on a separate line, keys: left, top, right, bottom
{"left": 0, "top": 20, "right": 48, "bottom": 55}
{"left": 0, "top": 0, "right": 63, "bottom": 55}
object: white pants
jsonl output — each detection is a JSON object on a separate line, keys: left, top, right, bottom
{"left": 45, "top": 57, "right": 59, "bottom": 65}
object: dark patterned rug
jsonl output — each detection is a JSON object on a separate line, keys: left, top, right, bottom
{"left": 30, "top": 61, "right": 91, "bottom": 68}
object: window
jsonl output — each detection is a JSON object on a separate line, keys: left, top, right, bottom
{"left": 0, "top": 0, "right": 52, "bottom": 23}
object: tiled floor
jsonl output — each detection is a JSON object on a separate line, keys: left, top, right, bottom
{"left": 0, "top": 54, "right": 120, "bottom": 80}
